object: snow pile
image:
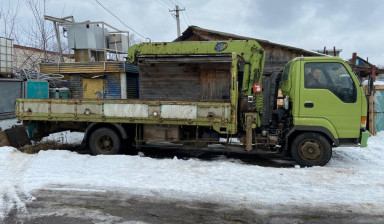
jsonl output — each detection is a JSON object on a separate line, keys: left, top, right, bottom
{"left": 0, "top": 147, "right": 35, "bottom": 219}
{"left": 0, "top": 132, "right": 384, "bottom": 219}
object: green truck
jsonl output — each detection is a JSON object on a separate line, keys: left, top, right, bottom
{"left": 15, "top": 40, "right": 369, "bottom": 166}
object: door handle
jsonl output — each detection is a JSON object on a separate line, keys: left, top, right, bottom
{"left": 304, "top": 102, "right": 314, "bottom": 108}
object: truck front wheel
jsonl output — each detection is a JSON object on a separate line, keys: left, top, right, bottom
{"left": 291, "top": 132, "right": 332, "bottom": 167}
{"left": 89, "top": 127, "right": 122, "bottom": 155}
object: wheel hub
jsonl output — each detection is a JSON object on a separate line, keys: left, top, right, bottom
{"left": 98, "top": 136, "right": 113, "bottom": 151}
{"left": 103, "top": 139, "right": 111, "bottom": 147}
{"left": 299, "top": 140, "right": 323, "bottom": 161}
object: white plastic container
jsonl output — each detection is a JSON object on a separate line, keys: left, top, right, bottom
{"left": 0, "top": 37, "right": 13, "bottom": 74}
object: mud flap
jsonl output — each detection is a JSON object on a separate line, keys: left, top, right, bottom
{"left": 360, "top": 130, "right": 369, "bottom": 147}
{"left": 4, "top": 126, "right": 31, "bottom": 147}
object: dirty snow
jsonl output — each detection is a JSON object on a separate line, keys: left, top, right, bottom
{"left": 1, "top": 131, "right": 384, "bottom": 219}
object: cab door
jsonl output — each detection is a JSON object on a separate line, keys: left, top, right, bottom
{"left": 299, "top": 61, "right": 362, "bottom": 139}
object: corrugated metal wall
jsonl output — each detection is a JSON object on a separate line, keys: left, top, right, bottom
{"left": 65, "top": 74, "right": 83, "bottom": 99}
{"left": 0, "top": 79, "right": 23, "bottom": 119}
{"left": 105, "top": 73, "right": 121, "bottom": 99}
{"left": 127, "top": 73, "right": 139, "bottom": 98}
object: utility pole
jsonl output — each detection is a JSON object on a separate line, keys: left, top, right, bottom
{"left": 169, "top": 5, "right": 185, "bottom": 37}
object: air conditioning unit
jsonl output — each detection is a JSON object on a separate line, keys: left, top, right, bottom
{"left": 66, "top": 24, "right": 109, "bottom": 50}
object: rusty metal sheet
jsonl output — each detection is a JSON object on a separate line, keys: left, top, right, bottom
{"left": 22, "top": 102, "right": 49, "bottom": 114}
{"left": 197, "top": 107, "right": 225, "bottom": 118}
{"left": 4, "top": 126, "right": 31, "bottom": 147}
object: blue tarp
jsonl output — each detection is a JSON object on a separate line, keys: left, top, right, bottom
{"left": 374, "top": 90, "right": 384, "bottom": 133}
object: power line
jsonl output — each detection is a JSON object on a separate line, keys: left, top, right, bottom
{"left": 159, "top": 0, "right": 172, "bottom": 9}
{"left": 169, "top": 0, "right": 183, "bottom": 7}
{"left": 180, "top": 10, "right": 190, "bottom": 26}
{"left": 184, "top": 9, "right": 193, "bottom": 25}
{"left": 182, "top": 10, "right": 192, "bottom": 26}
{"left": 94, "top": 0, "right": 148, "bottom": 40}
{"left": 157, "top": 0, "right": 170, "bottom": 10}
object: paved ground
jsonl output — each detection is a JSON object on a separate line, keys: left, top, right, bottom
{"left": 4, "top": 187, "right": 384, "bottom": 224}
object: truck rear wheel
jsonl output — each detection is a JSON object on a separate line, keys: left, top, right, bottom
{"left": 291, "top": 132, "right": 332, "bottom": 167}
{"left": 89, "top": 127, "right": 121, "bottom": 155}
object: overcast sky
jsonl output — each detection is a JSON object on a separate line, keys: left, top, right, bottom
{"left": 2, "top": 0, "right": 384, "bottom": 65}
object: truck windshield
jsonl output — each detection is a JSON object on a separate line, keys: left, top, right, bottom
{"left": 351, "top": 69, "right": 362, "bottom": 85}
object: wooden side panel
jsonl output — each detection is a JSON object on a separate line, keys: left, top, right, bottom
{"left": 200, "top": 70, "right": 230, "bottom": 101}
{"left": 139, "top": 62, "right": 231, "bottom": 101}
{"left": 139, "top": 63, "right": 200, "bottom": 100}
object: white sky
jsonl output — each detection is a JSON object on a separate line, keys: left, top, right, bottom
{"left": 2, "top": 0, "right": 384, "bottom": 65}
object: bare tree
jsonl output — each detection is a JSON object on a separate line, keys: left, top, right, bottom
{"left": 0, "top": 0, "right": 20, "bottom": 39}
{"left": 129, "top": 33, "right": 142, "bottom": 47}
{"left": 14, "top": 0, "right": 68, "bottom": 70}
{"left": 24, "top": 0, "right": 56, "bottom": 60}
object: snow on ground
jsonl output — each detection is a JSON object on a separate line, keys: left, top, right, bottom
{"left": 0, "top": 119, "right": 18, "bottom": 131}
{"left": 1, "top": 132, "right": 384, "bottom": 219}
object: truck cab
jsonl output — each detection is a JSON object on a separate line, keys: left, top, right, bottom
{"left": 280, "top": 57, "right": 368, "bottom": 166}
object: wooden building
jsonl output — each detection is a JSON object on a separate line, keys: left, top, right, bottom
{"left": 175, "top": 26, "right": 323, "bottom": 125}
{"left": 348, "top": 54, "right": 384, "bottom": 81}
{"left": 175, "top": 26, "right": 323, "bottom": 75}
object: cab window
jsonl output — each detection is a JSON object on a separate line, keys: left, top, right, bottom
{"left": 304, "top": 62, "right": 357, "bottom": 103}
{"left": 282, "top": 64, "right": 290, "bottom": 81}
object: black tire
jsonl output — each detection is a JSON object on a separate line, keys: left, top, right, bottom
{"left": 89, "top": 127, "right": 121, "bottom": 155}
{"left": 291, "top": 132, "right": 332, "bottom": 167}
